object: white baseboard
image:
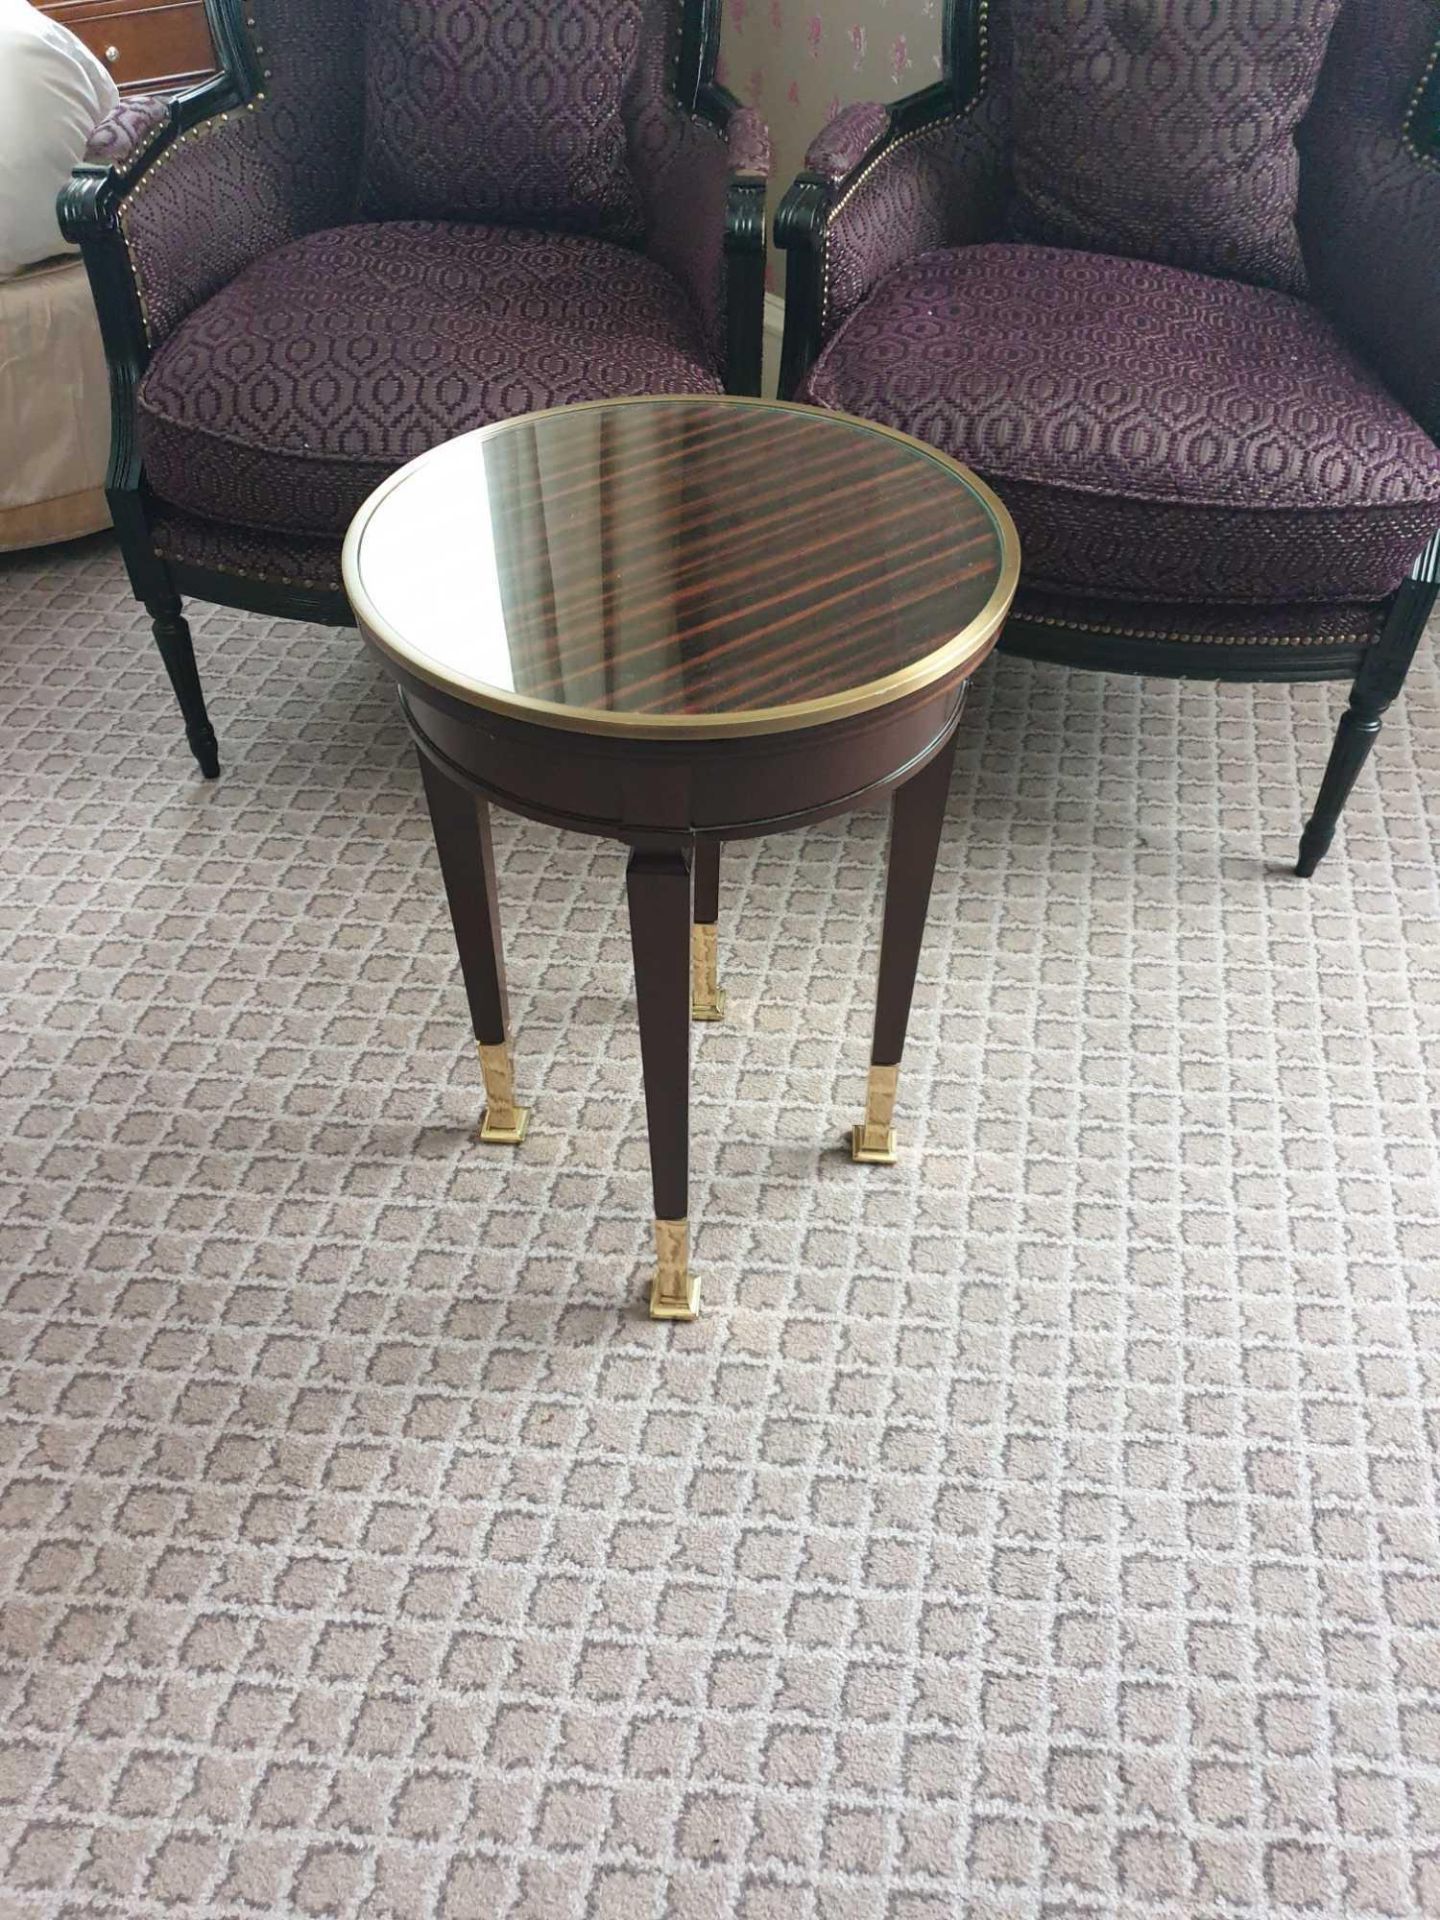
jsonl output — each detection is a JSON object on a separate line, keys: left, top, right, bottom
{"left": 762, "top": 292, "right": 785, "bottom": 399}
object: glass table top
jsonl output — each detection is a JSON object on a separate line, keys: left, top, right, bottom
{"left": 343, "top": 396, "right": 1018, "bottom": 738}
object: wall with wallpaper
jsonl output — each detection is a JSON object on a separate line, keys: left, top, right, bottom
{"left": 719, "top": 0, "right": 946, "bottom": 286}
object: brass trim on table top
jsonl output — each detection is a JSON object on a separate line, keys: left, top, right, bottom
{"left": 342, "top": 395, "right": 1021, "bottom": 743}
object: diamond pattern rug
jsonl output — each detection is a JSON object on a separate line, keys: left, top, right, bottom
{"left": 2, "top": 532, "right": 1439, "bottom": 1918}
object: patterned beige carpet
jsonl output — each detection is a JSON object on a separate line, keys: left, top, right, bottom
{"left": 2, "top": 532, "right": 1440, "bottom": 1919}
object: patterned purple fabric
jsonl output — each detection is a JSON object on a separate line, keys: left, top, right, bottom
{"left": 617, "top": 12, "right": 767, "bottom": 377}
{"left": 1300, "top": 0, "right": 1440, "bottom": 444}
{"left": 360, "top": 0, "right": 649, "bottom": 235}
{"left": 805, "top": 102, "right": 891, "bottom": 184}
{"left": 803, "top": 243, "right": 1440, "bottom": 604}
{"left": 114, "top": 0, "right": 759, "bottom": 371}
{"left": 1013, "top": 586, "right": 1385, "bottom": 652}
{"left": 84, "top": 94, "right": 170, "bottom": 180}
{"left": 620, "top": 0, "right": 699, "bottom": 186}
{"left": 820, "top": 44, "right": 1010, "bottom": 343}
{"left": 136, "top": 221, "right": 721, "bottom": 537}
{"left": 632, "top": 101, "right": 768, "bottom": 374}
{"left": 631, "top": 115, "right": 729, "bottom": 370}
{"left": 723, "top": 104, "right": 772, "bottom": 180}
{"left": 117, "top": 0, "right": 362, "bottom": 344}
{"left": 151, "top": 507, "right": 343, "bottom": 593}
{"left": 1003, "top": 0, "right": 1344, "bottom": 297}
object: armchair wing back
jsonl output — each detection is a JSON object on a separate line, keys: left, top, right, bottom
{"left": 118, "top": 0, "right": 753, "bottom": 354}
{"left": 60, "top": 0, "right": 767, "bottom": 778}
{"left": 783, "top": 0, "right": 1440, "bottom": 401}
{"left": 777, "top": 0, "right": 1440, "bottom": 878}
{"left": 1299, "top": 0, "right": 1440, "bottom": 444}
{"left": 120, "top": 0, "right": 363, "bottom": 349}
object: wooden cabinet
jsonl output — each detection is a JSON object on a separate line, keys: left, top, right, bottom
{"left": 38, "top": 0, "right": 218, "bottom": 96}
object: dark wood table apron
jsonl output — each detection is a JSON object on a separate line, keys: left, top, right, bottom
{"left": 344, "top": 397, "right": 1019, "bottom": 1320}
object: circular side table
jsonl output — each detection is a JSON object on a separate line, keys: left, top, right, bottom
{"left": 344, "top": 396, "right": 1018, "bottom": 1320}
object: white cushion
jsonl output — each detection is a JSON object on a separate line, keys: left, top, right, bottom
{"left": 0, "top": 0, "right": 119, "bottom": 278}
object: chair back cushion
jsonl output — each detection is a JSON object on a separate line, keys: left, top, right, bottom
{"left": 360, "top": 0, "right": 651, "bottom": 236}
{"left": 1005, "top": 0, "right": 1344, "bottom": 294}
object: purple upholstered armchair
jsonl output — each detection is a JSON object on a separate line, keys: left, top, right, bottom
{"left": 777, "top": 0, "right": 1440, "bottom": 875}
{"left": 61, "top": 0, "right": 769, "bottom": 779}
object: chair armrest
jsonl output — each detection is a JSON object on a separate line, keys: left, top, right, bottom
{"left": 638, "top": 91, "right": 770, "bottom": 396}
{"left": 65, "top": 77, "right": 323, "bottom": 358}
{"left": 775, "top": 78, "right": 1007, "bottom": 398}
{"left": 61, "top": 77, "right": 217, "bottom": 252}
{"left": 724, "top": 101, "right": 772, "bottom": 182}
{"left": 82, "top": 93, "right": 174, "bottom": 180}
{"left": 803, "top": 102, "right": 893, "bottom": 185}
{"left": 1299, "top": 1, "right": 1440, "bottom": 446}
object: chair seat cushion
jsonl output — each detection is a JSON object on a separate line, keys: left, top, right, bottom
{"left": 137, "top": 221, "right": 721, "bottom": 538}
{"left": 803, "top": 243, "right": 1440, "bottom": 605}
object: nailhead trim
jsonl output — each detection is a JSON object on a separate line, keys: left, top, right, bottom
{"left": 1402, "top": 19, "right": 1440, "bottom": 168}
{"left": 153, "top": 537, "right": 340, "bottom": 594}
{"left": 1018, "top": 609, "right": 1377, "bottom": 649}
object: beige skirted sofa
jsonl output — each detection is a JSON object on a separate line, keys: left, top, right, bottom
{"left": 1, "top": 256, "right": 113, "bottom": 550}
{"left": 0, "top": 0, "right": 118, "bottom": 551}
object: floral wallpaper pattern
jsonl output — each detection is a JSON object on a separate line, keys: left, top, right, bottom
{"left": 718, "top": 0, "right": 945, "bottom": 284}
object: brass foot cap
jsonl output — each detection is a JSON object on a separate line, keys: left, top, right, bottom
{"left": 691, "top": 988, "right": 727, "bottom": 1023}
{"left": 851, "top": 1125, "right": 899, "bottom": 1165}
{"left": 649, "top": 1269, "right": 701, "bottom": 1321}
{"left": 477, "top": 1106, "right": 530, "bottom": 1146}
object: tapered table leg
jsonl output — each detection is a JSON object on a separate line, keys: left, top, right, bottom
{"left": 627, "top": 844, "right": 697, "bottom": 1320}
{"left": 691, "top": 838, "right": 726, "bottom": 1022}
{"left": 417, "top": 749, "right": 529, "bottom": 1145}
{"left": 853, "top": 731, "right": 959, "bottom": 1164}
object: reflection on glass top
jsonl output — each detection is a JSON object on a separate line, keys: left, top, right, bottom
{"left": 346, "top": 398, "right": 1010, "bottom": 729}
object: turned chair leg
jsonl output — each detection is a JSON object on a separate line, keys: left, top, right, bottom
{"left": 1296, "top": 577, "right": 1436, "bottom": 878}
{"left": 146, "top": 592, "right": 219, "bottom": 778}
{"left": 1294, "top": 690, "right": 1385, "bottom": 879}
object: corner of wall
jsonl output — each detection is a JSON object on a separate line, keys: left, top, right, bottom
{"left": 762, "top": 291, "right": 785, "bottom": 398}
